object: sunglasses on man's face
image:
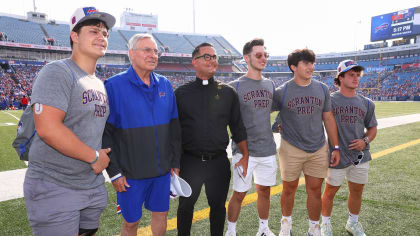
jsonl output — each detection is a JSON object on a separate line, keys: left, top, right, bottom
{"left": 251, "top": 52, "right": 269, "bottom": 59}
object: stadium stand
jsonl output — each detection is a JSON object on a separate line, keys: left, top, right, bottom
{"left": 0, "top": 16, "right": 46, "bottom": 45}
{"left": 42, "top": 23, "right": 70, "bottom": 47}
{"left": 108, "top": 30, "right": 128, "bottom": 51}
{"left": 1, "top": 13, "right": 420, "bottom": 109}
{"left": 153, "top": 33, "right": 194, "bottom": 54}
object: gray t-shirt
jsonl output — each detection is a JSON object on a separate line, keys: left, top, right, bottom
{"left": 229, "top": 76, "right": 277, "bottom": 157}
{"left": 330, "top": 91, "right": 377, "bottom": 169}
{"left": 27, "top": 58, "right": 109, "bottom": 190}
{"left": 273, "top": 79, "right": 331, "bottom": 153}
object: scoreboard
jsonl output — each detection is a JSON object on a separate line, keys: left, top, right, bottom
{"left": 371, "top": 6, "right": 420, "bottom": 41}
{"left": 120, "top": 10, "right": 158, "bottom": 32}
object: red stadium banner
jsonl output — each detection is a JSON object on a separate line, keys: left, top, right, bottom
{"left": 401, "top": 63, "right": 420, "bottom": 69}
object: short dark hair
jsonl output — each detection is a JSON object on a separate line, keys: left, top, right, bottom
{"left": 287, "top": 49, "right": 316, "bottom": 73}
{"left": 334, "top": 67, "right": 364, "bottom": 86}
{"left": 243, "top": 38, "right": 264, "bottom": 55}
{"left": 192, "top": 42, "right": 214, "bottom": 58}
{"left": 70, "top": 19, "right": 109, "bottom": 49}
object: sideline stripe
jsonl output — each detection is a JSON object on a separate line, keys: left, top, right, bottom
{"left": 1, "top": 111, "right": 20, "bottom": 121}
{"left": 134, "top": 139, "right": 420, "bottom": 235}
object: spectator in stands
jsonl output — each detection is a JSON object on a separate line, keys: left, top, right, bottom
{"left": 102, "top": 33, "right": 181, "bottom": 236}
{"left": 320, "top": 60, "right": 377, "bottom": 236}
{"left": 272, "top": 49, "right": 340, "bottom": 236}
{"left": 225, "top": 38, "right": 277, "bottom": 236}
{"left": 23, "top": 7, "right": 115, "bottom": 236}
{"left": 175, "top": 42, "right": 248, "bottom": 236}
{"left": 20, "top": 95, "right": 28, "bottom": 110}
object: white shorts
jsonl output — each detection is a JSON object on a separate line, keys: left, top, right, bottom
{"left": 326, "top": 161, "right": 370, "bottom": 186}
{"left": 232, "top": 153, "right": 278, "bottom": 192}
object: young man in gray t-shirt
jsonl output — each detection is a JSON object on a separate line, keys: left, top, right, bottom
{"left": 272, "top": 49, "right": 340, "bottom": 236}
{"left": 226, "top": 38, "right": 277, "bottom": 236}
{"left": 23, "top": 7, "right": 115, "bottom": 236}
{"left": 320, "top": 60, "right": 377, "bottom": 236}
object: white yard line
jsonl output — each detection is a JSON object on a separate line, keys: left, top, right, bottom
{"left": 1, "top": 111, "right": 20, "bottom": 121}
{"left": 0, "top": 114, "right": 420, "bottom": 202}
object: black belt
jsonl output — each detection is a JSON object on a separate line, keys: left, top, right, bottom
{"left": 183, "top": 150, "right": 226, "bottom": 161}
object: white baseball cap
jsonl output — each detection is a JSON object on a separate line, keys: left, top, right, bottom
{"left": 170, "top": 174, "right": 192, "bottom": 198}
{"left": 337, "top": 60, "right": 364, "bottom": 74}
{"left": 70, "top": 7, "right": 116, "bottom": 32}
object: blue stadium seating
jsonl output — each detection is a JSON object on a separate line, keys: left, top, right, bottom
{"left": 42, "top": 23, "right": 70, "bottom": 46}
{"left": 120, "top": 30, "right": 165, "bottom": 49}
{"left": 107, "top": 30, "right": 128, "bottom": 51}
{"left": 153, "top": 33, "right": 193, "bottom": 53}
{"left": 184, "top": 34, "right": 231, "bottom": 56}
{"left": 0, "top": 16, "right": 45, "bottom": 45}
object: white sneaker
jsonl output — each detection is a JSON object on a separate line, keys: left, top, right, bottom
{"left": 345, "top": 221, "right": 366, "bottom": 236}
{"left": 320, "top": 222, "right": 333, "bottom": 236}
{"left": 308, "top": 224, "right": 321, "bottom": 236}
{"left": 278, "top": 218, "right": 292, "bottom": 236}
{"left": 256, "top": 227, "right": 276, "bottom": 236}
{"left": 225, "top": 230, "right": 236, "bottom": 236}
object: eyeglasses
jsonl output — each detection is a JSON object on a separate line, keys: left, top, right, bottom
{"left": 251, "top": 52, "right": 269, "bottom": 59}
{"left": 343, "top": 150, "right": 364, "bottom": 166}
{"left": 133, "top": 47, "right": 162, "bottom": 57}
{"left": 194, "top": 54, "right": 218, "bottom": 61}
{"left": 353, "top": 151, "right": 364, "bottom": 166}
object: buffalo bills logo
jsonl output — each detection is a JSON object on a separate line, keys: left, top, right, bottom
{"left": 375, "top": 23, "right": 389, "bottom": 33}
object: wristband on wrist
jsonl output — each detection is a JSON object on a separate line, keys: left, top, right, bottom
{"left": 332, "top": 145, "right": 340, "bottom": 151}
{"left": 89, "top": 151, "right": 99, "bottom": 164}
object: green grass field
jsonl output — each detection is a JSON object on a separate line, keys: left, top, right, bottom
{"left": 0, "top": 102, "right": 419, "bottom": 235}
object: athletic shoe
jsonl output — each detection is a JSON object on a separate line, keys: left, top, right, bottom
{"left": 345, "top": 221, "right": 366, "bottom": 236}
{"left": 308, "top": 224, "right": 321, "bottom": 236}
{"left": 256, "top": 227, "right": 276, "bottom": 236}
{"left": 320, "top": 222, "right": 333, "bottom": 236}
{"left": 225, "top": 230, "right": 236, "bottom": 236}
{"left": 278, "top": 218, "right": 292, "bottom": 236}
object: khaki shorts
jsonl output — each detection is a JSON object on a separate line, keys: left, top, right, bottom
{"left": 278, "top": 139, "right": 329, "bottom": 181}
{"left": 326, "top": 161, "right": 369, "bottom": 186}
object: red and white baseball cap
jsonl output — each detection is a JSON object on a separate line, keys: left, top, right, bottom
{"left": 70, "top": 7, "right": 116, "bottom": 32}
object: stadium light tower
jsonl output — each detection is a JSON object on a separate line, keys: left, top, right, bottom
{"left": 33, "top": 0, "right": 37, "bottom": 12}
{"left": 193, "top": 0, "right": 196, "bottom": 33}
{"left": 354, "top": 19, "right": 362, "bottom": 60}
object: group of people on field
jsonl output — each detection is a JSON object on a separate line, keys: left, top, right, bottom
{"left": 23, "top": 6, "right": 377, "bottom": 236}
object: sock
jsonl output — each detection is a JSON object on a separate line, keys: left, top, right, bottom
{"left": 281, "top": 215, "right": 292, "bottom": 224}
{"left": 227, "top": 221, "right": 236, "bottom": 232}
{"left": 348, "top": 212, "right": 359, "bottom": 223}
{"left": 322, "top": 215, "right": 331, "bottom": 225}
{"left": 258, "top": 218, "right": 268, "bottom": 231}
{"left": 309, "top": 219, "right": 320, "bottom": 228}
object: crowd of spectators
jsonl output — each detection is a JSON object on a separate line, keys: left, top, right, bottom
{"left": 1, "top": 63, "right": 420, "bottom": 110}
{"left": 0, "top": 65, "right": 40, "bottom": 110}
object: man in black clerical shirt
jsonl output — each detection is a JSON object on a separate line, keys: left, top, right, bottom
{"left": 175, "top": 42, "right": 249, "bottom": 236}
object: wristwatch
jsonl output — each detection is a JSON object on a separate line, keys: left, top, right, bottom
{"left": 363, "top": 136, "right": 370, "bottom": 145}
{"left": 332, "top": 145, "right": 340, "bottom": 151}
{"left": 89, "top": 151, "right": 99, "bottom": 164}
